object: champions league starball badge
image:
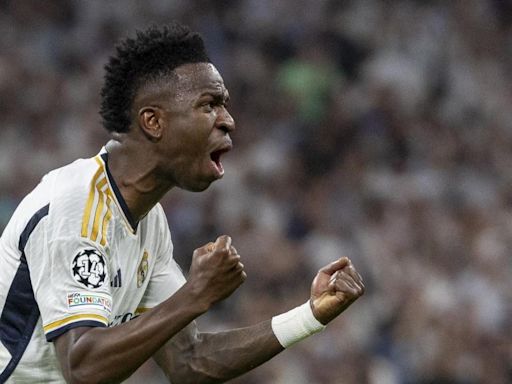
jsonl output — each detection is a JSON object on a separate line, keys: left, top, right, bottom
{"left": 72, "top": 249, "right": 107, "bottom": 289}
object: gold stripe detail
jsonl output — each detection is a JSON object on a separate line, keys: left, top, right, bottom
{"left": 81, "top": 155, "right": 114, "bottom": 245}
{"left": 94, "top": 155, "right": 135, "bottom": 235}
{"left": 100, "top": 195, "right": 113, "bottom": 246}
{"left": 91, "top": 187, "right": 105, "bottom": 242}
{"left": 135, "top": 307, "right": 151, "bottom": 315}
{"left": 81, "top": 166, "right": 104, "bottom": 238}
{"left": 44, "top": 313, "right": 108, "bottom": 332}
{"left": 97, "top": 177, "right": 107, "bottom": 190}
{"left": 94, "top": 156, "right": 103, "bottom": 167}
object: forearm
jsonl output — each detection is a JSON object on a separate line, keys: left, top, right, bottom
{"left": 157, "top": 320, "right": 284, "bottom": 384}
{"left": 56, "top": 283, "right": 207, "bottom": 384}
{"left": 57, "top": 235, "right": 247, "bottom": 384}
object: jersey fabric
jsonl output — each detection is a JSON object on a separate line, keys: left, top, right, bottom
{"left": 0, "top": 148, "right": 186, "bottom": 383}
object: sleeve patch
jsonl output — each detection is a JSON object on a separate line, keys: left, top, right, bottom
{"left": 71, "top": 249, "right": 108, "bottom": 288}
{"left": 67, "top": 292, "right": 112, "bottom": 314}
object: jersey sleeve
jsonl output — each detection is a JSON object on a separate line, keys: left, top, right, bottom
{"left": 137, "top": 211, "right": 186, "bottom": 313}
{"left": 26, "top": 233, "right": 112, "bottom": 342}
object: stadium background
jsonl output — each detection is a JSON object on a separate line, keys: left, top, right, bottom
{"left": 1, "top": 1, "right": 511, "bottom": 383}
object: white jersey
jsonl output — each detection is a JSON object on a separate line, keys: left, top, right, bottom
{"left": 0, "top": 148, "right": 186, "bottom": 383}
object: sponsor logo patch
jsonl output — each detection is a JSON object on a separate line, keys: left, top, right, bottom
{"left": 72, "top": 248, "right": 107, "bottom": 289}
{"left": 67, "top": 292, "right": 112, "bottom": 314}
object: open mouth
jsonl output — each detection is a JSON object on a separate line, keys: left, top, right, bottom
{"left": 210, "top": 147, "right": 230, "bottom": 176}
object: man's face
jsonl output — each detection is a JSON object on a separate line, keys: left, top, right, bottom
{"left": 150, "top": 63, "right": 235, "bottom": 191}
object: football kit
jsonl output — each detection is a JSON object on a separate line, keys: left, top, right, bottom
{"left": 0, "top": 148, "right": 186, "bottom": 383}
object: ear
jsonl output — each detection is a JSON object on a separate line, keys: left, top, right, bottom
{"left": 138, "top": 106, "right": 164, "bottom": 141}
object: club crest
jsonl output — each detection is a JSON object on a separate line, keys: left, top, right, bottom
{"left": 137, "top": 250, "right": 149, "bottom": 288}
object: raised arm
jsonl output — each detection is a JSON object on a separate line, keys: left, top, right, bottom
{"left": 54, "top": 236, "right": 245, "bottom": 384}
{"left": 154, "top": 257, "right": 365, "bottom": 383}
{"left": 154, "top": 320, "right": 282, "bottom": 384}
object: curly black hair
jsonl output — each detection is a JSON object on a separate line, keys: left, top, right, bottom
{"left": 100, "top": 23, "right": 210, "bottom": 133}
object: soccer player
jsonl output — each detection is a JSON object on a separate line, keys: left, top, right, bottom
{"left": 0, "top": 23, "right": 364, "bottom": 383}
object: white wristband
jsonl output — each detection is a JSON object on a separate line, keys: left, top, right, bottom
{"left": 271, "top": 301, "right": 326, "bottom": 348}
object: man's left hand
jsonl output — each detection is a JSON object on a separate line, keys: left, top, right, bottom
{"left": 310, "top": 257, "right": 365, "bottom": 325}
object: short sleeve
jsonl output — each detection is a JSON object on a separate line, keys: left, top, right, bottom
{"left": 137, "top": 228, "right": 186, "bottom": 312}
{"left": 26, "top": 233, "right": 112, "bottom": 342}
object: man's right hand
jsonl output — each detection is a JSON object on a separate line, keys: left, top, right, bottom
{"left": 186, "top": 235, "right": 246, "bottom": 310}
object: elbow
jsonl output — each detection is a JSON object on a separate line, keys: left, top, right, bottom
{"left": 167, "top": 357, "right": 225, "bottom": 384}
{"left": 66, "top": 370, "right": 94, "bottom": 384}
{"left": 67, "top": 373, "right": 123, "bottom": 384}
{"left": 181, "top": 357, "right": 231, "bottom": 384}
{"left": 63, "top": 349, "right": 128, "bottom": 384}
{"left": 65, "top": 364, "right": 124, "bottom": 384}
{"left": 67, "top": 375, "right": 90, "bottom": 384}
{"left": 66, "top": 367, "right": 103, "bottom": 384}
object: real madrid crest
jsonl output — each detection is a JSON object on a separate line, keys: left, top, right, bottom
{"left": 137, "top": 250, "right": 149, "bottom": 288}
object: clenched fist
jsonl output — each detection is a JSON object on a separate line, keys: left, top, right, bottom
{"left": 187, "top": 235, "right": 246, "bottom": 310}
{"left": 310, "top": 257, "right": 365, "bottom": 325}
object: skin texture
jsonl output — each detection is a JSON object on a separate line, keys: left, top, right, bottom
{"left": 104, "top": 63, "right": 235, "bottom": 220}
{"left": 53, "top": 62, "right": 365, "bottom": 384}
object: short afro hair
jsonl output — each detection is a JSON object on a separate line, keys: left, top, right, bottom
{"left": 100, "top": 23, "right": 210, "bottom": 133}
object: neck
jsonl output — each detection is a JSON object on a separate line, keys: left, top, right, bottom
{"left": 104, "top": 138, "right": 175, "bottom": 223}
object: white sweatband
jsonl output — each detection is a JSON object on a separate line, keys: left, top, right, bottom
{"left": 271, "top": 301, "right": 326, "bottom": 348}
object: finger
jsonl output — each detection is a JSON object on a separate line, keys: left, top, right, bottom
{"left": 329, "top": 270, "right": 358, "bottom": 291}
{"left": 227, "top": 253, "right": 242, "bottom": 268}
{"left": 232, "top": 261, "right": 244, "bottom": 273}
{"left": 214, "top": 235, "right": 232, "bottom": 253}
{"left": 337, "top": 259, "right": 364, "bottom": 289}
{"left": 343, "top": 266, "right": 365, "bottom": 293}
{"left": 333, "top": 278, "right": 362, "bottom": 299}
{"left": 335, "top": 270, "right": 364, "bottom": 296}
{"left": 343, "top": 264, "right": 364, "bottom": 287}
{"left": 194, "top": 242, "right": 215, "bottom": 256}
{"left": 230, "top": 246, "right": 238, "bottom": 256}
{"left": 319, "top": 257, "right": 350, "bottom": 276}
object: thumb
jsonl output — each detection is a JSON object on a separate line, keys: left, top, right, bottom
{"left": 319, "top": 257, "right": 350, "bottom": 276}
{"left": 194, "top": 242, "right": 215, "bottom": 257}
{"left": 214, "top": 235, "right": 232, "bottom": 253}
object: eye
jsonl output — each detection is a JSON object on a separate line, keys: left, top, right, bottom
{"left": 202, "top": 101, "right": 215, "bottom": 112}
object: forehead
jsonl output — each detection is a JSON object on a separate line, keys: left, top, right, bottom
{"left": 172, "top": 62, "right": 227, "bottom": 96}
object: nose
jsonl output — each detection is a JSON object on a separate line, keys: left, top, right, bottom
{"left": 216, "top": 107, "right": 235, "bottom": 134}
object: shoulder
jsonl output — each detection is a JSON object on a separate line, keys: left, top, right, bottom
{"left": 46, "top": 156, "right": 106, "bottom": 235}
{"left": 2, "top": 156, "right": 100, "bottom": 243}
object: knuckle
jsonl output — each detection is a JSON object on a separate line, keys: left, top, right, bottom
{"left": 219, "top": 235, "right": 231, "bottom": 244}
{"left": 214, "top": 246, "right": 229, "bottom": 257}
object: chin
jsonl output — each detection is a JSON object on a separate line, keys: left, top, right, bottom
{"left": 181, "top": 179, "right": 215, "bottom": 192}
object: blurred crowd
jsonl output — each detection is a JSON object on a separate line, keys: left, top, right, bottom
{"left": 1, "top": 0, "right": 511, "bottom": 383}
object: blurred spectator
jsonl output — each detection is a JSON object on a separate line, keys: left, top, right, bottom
{"left": 1, "top": 1, "right": 510, "bottom": 383}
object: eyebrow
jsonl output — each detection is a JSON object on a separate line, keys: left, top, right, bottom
{"left": 201, "top": 90, "right": 230, "bottom": 103}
